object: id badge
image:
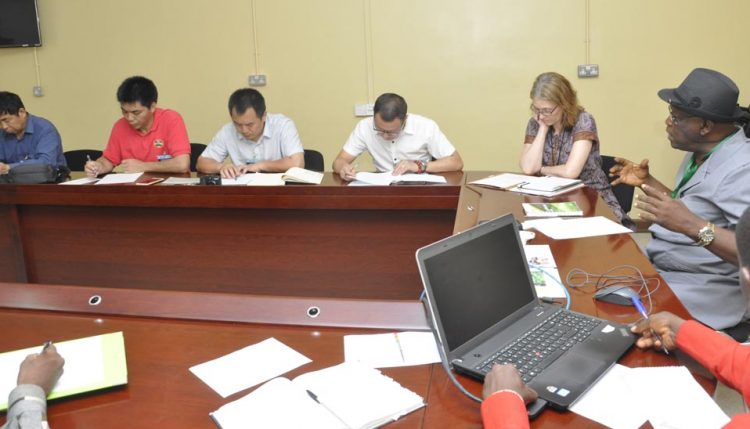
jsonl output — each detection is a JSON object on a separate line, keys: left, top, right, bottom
{"left": 157, "top": 154, "right": 173, "bottom": 161}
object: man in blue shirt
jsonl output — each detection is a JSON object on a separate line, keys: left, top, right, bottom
{"left": 0, "top": 91, "right": 66, "bottom": 175}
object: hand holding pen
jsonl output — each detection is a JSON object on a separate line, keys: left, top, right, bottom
{"left": 17, "top": 340, "right": 65, "bottom": 394}
{"left": 84, "top": 154, "right": 100, "bottom": 178}
{"left": 630, "top": 307, "right": 685, "bottom": 354}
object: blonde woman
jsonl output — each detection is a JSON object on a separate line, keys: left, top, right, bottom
{"left": 519, "top": 72, "right": 628, "bottom": 224}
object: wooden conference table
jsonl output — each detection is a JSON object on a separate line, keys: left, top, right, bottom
{"left": 0, "top": 172, "right": 464, "bottom": 300}
{"left": 0, "top": 172, "right": 709, "bottom": 428}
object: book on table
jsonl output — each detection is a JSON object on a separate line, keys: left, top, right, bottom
{"left": 281, "top": 167, "right": 324, "bottom": 185}
{"left": 470, "top": 173, "right": 583, "bottom": 197}
{"left": 209, "top": 362, "right": 424, "bottom": 429}
{"left": 0, "top": 332, "right": 128, "bottom": 410}
{"left": 522, "top": 201, "right": 583, "bottom": 217}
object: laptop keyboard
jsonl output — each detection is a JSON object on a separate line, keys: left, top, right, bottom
{"left": 476, "top": 309, "right": 601, "bottom": 383}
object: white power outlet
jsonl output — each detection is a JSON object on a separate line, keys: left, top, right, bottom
{"left": 354, "top": 103, "right": 374, "bottom": 117}
{"left": 248, "top": 75, "right": 267, "bottom": 86}
{"left": 577, "top": 64, "right": 599, "bottom": 78}
{"left": 33, "top": 86, "right": 43, "bottom": 97}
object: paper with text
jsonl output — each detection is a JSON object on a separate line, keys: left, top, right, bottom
{"left": 95, "top": 172, "right": 143, "bottom": 185}
{"left": 523, "top": 245, "right": 566, "bottom": 299}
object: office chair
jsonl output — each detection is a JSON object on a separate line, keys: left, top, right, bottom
{"left": 190, "top": 143, "right": 207, "bottom": 172}
{"left": 63, "top": 149, "right": 103, "bottom": 171}
{"left": 600, "top": 155, "right": 635, "bottom": 213}
{"left": 303, "top": 149, "right": 325, "bottom": 172}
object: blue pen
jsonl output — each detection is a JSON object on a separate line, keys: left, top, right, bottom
{"left": 631, "top": 296, "right": 669, "bottom": 354}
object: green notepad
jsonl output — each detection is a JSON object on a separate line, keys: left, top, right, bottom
{"left": 0, "top": 332, "right": 128, "bottom": 410}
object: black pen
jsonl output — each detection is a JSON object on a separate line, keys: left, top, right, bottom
{"left": 41, "top": 340, "right": 52, "bottom": 353}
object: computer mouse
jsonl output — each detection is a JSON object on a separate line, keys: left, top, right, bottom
{"left": 593, "top": 285, "right": 639, "bottom": 306}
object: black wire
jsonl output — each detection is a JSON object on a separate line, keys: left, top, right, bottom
{"left": 566, "top": 265, "right": 661, "bottom": 314}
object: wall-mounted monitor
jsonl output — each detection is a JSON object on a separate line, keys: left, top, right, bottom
{"left": 0, "top": 0, "right": 42, "bottom": 48}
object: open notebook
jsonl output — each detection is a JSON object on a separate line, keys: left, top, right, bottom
{"left": 0, "top": 332, "right": 128, "bottom": 410}
{"left": 209, "top": 362, "right": 424, "bottom": 429}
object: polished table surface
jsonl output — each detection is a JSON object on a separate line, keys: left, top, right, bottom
{"left": 0, "top": 172, "right": 714, "bottom": 428}
{"left": 0, "top": 172, "right": 464, "bottom": 299}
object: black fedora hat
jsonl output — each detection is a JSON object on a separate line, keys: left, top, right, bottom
{"left": 658, "top": 68, "right": 745, "bottom": 122}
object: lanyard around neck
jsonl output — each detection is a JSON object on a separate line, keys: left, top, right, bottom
{"left": 671, "top": 131, "right": 734, "bottom": 198}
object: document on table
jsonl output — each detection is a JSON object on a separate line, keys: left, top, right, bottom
{"left": 523, "top": 245, "right": 566, "bottom": 299}
{"left": 0, "top": 332, "right": 128, "bottom": 410}
{"left": 59, "top": 177, "right": 100, "bottom": 185}
{"left": 571, "top": 364, "right": 730, "bottom": 429}
{"left": 189, "top": 337, "right": 311, "bottom": 398}
{"left": 351, "top": 172, "right": 446, "bottom": 186}
{"left": 210, "top": 362, "right": 424, "bottom": 429}
{"left": 343, "top": 331, "right": 440, "bottom": 368}
{"left": 161, "top": 177, "right": 200, "bottom": 185}
{"left": 95, "top": 172, "right": 143, "bottom": 185}
{"left": 522, "top": 216, "right": 632, "bottom": 239}
{"left": 220, "top": 174, "right": 256, "bottom": 186}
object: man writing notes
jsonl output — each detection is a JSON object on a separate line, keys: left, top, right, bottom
{"left": 332, "top": 93, "right": 463, "bottom": 180}
{"left": 196, "top": 88, "right": 304, "bottom": 178}
{"left": 85, "top": 76, "right": 191, "bottom": 177}
{"left": 0, "top": 91, "right": 66, "bottom": 174}
{"left": 610, "top": 68, "right": 750, "bottom": 332}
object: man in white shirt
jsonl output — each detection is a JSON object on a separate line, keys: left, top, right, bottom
{"left": 333, "top": 93, "right": 463, "bottom": 180}
{"left": 197, "top": 88, "right": 304, "bottom": 178}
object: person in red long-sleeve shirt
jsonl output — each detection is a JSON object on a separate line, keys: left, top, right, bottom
{"left": 482, "top": 205, "right": 750, "bottom": 428}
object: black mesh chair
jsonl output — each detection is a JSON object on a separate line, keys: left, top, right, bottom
{"left": 303, "top": 149, "right": 325, "bottom": 172}
{"left": 190, "top": 143, "right": 207, "bottom": 172}
{"left": 601, "top": 155, "right": 635, "bottom": 213}
{"left": 64, "top": 149, "right": 103, "bottom": 171}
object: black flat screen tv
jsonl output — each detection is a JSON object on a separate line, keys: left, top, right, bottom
{"left": 0, "top": 0, "right": 42, "bottom": 48}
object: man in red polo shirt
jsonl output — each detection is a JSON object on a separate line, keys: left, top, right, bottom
{"left": 85, "top": 76, "right": 190, "bottom": 177}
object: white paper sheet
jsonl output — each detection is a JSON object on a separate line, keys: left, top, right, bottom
{"left": 161, "top": 177, "right": 200, "bottom": 185}
{"left": 571, "top": 364, "right": 730, "bottom": 429}
{"left": 570, "top": 364, "right": 648, "bottom": 429}
{"left": 189, "top": 337, "right": 311, "bottom": 398}
{"left": 59, "top": 177, "right": 100, "bottom": 185}
{"left": 635, "top": 366, "right": 730, "bottom": 429}
{"left": 353, "top": 172, "right": 446, "bottom": 186}
{"left": 94, "top": 172, "right": 143, "bottom": 185}
{"left": 344, "top": 331, "right": 440, "bottom": 368}
{"left": 524, "top": 216, "right": 632, "bottom": 239}
{"left": 220, "top": 174, "right": 256, "bottom": 186}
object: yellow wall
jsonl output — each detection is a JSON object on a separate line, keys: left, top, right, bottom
{"left": 1, "top": 0, "right": 749, "bottom": 182}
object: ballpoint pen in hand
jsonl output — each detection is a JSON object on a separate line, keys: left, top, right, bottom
{"left": 630, "top": 296, "right": 670, "bottom": 355}
{"left": 41, "top": 340, "right": 52, "bottom": 353}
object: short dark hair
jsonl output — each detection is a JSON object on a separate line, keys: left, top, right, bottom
{"left": 738, "top": 207, "right": 750, "bottom": 269}
{"left": 0, "top": 91, "right": 25, "bottom": 115}
{"left": 374, "top": 93, "right": 407, "bottom": 122}
{"left": 228, "top": 88, "right": 266, "bottom": 117}
{"left": 116, "top": 76, "right": 158, "bottom": 107}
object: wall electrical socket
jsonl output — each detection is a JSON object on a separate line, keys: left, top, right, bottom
{"left": 33, "top": 86, "right": 43, "bottom": 97}
{"left": 248, "top": 74, "right": 267, "bottom": 86}
{"left": 577, "top": 64, "right": 599, "bottom": 78}
{"left": 354, "top": 103, "right": 374, "bottom": 117}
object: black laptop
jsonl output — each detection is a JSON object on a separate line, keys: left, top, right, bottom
{"left": 416, "top": 213, "right": 634, "bottom": 410}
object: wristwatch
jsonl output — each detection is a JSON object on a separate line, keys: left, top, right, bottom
{"left": 696, "top": 222, "right": 716, "bottom": 247}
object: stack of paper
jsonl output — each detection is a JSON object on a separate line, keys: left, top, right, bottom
{"left": 95, "top": 172, "right": 143, "bottom": 185}
{"left": 523, "top": 216, "right": 632, "bottom": 239}
{"left": 209, "top": 362, "right": 425, "bottom": 429}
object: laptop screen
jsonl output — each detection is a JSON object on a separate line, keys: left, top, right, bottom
{"left": 421, "top": 217, "right": 535, "bottom": 351}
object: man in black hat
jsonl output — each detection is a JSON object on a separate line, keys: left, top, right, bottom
{"left": 610, "top": 68, "right": 750, "bottom": 333}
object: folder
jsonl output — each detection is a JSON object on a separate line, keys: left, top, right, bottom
{"left": 0, "top": 332, "right": 128, "bottom": 410}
